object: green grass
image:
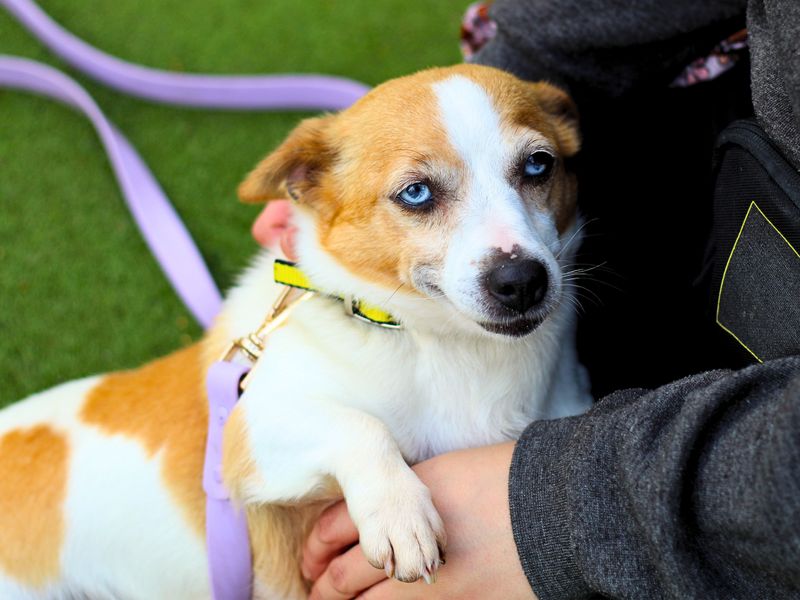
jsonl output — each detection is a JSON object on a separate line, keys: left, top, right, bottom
{"left": 0, "top": 0, "right": 466, "bottom": 407}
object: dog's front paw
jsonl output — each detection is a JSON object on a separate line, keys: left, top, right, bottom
{"left": 352, "top": 478, "right": 446, "bottom": 584}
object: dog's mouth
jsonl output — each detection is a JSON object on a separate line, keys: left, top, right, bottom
{"left": 478, "top": 316, "right": 543, "bottom": 338}
{"left": 411, "top": 266, "right": 554, "bottom": 338}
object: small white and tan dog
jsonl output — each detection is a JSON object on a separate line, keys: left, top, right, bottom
{"left": 0, "top": 64, "right": 591, "bottom": 599}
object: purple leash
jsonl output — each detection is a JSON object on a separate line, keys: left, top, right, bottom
{"left": 0, "top": 56, "right": 224, "bottom": 328}
{"left": 0, "top": 0, "right": 370, "bottom": 110}
{"left": 1, "top": 1, "right": 370, "bottom": 598}
{"left": 0, "top": 0, "right": 369, "bottom": 329}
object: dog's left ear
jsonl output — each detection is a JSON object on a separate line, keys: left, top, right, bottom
{"left": 530, "top": 83, "right": 581, "bottom": 157}
{"left": 238, "top": 115, "right": 336, "bottom": 204}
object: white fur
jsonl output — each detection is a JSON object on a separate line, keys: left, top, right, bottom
{"left": 432, "top": 76, "right": 563, "bottom": 322}
{"left": 59, "top": 430, "right": 208, "bottom": 599}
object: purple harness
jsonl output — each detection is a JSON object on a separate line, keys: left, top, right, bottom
{"left": 0, "top": 1, "right": 369, "bottom": 597}
{"left": 204, "top": 362, "right": 254, "bottom": 600}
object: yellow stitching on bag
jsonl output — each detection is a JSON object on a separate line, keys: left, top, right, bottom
{"left": 715, "top": 201, "right": 800, "bottom": 363}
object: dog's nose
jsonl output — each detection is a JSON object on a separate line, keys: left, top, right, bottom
{"left": 486, "top": 259, "right": 548, "bottom": 313}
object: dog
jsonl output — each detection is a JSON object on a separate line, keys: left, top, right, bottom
{"left": 0, "top": 64, "right": 591, "bottom": 599}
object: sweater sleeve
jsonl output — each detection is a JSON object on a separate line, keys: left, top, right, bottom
{"left": 508, "top": 356, "right": 800, "bottom": 599}
{"left": 472, "top": 0, "right": 747, "bottom": 96}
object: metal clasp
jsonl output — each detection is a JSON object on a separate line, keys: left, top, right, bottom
{"left": 217, "top": 287, "right": 315, "bottom": 390}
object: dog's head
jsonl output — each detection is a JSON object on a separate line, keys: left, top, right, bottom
{"left": 239, "top": 64, "right": 581, "bottom": 338}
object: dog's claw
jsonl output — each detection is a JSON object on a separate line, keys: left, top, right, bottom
{"left": 384, "top": 557, "right": 394, "bottom": 579}
{"left": 424, "top": 561, "right": 438, "bottom": 585}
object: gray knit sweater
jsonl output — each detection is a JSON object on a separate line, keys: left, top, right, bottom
{"left": 473, "top": 1, "right": 800, "bottom": 597}
{"left": 512, "top": 358, "right": 800, "bottom": 599}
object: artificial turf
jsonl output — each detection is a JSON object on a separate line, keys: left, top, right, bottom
{"left": 0, "top": 0, "right": 467, "bottom": 407}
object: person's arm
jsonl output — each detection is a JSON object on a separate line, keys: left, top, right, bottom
{"left": 512, "top": 356, "right": 800, "bottom": 599}
{"left": 473, "top": 0, "right": 747, "bottom": 96}
{"left": 303, "top": 357, "right": 800, "bottom": 599}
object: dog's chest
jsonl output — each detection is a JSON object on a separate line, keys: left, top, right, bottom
{"left": 386, "top": 341, "right": 553, "bottom": 462}
{"left": 263, "top": 313, "right": 555, "bottom": 463}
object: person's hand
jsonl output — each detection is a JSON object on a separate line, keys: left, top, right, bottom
{"left": 252, "top": 199, "right": 298, "bottom": 260}
{"left": 302, "top": 442, "right": 536, "bottom": 599}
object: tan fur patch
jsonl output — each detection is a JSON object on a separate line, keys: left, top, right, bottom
{"left": 248, "top": 503, "right": 328, "bottom": 598}
{"left": 313, "top": 69, "right": 463, "bottom": 291}
{"left": 81, "top": 344, "right": 208, "bottom": 537}
{"left": 0, "top": 425, "right": 69, "bottom": 586}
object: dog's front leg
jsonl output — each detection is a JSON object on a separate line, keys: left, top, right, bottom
{"left": 225, "top": 386, "right": 446, "bottom": 584}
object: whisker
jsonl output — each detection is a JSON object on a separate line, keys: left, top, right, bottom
{"left": 555, "top": 218, "right": 598, "bottom": 259}
{"left": 562, "top": 285, "right": 603, "bottom": 309}
{"left": 383, "top": 283, "right": 405, "bottom": 305}
{"left": 563, "top": 261, "right": 608, "bottom": 276}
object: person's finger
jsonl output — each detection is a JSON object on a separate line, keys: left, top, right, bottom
{"left": 251, "top": 200, "right": 292, "bottom": 247}
{"left": 302, "top": 501, "right": 359, "bottom": 581}
{"left": 308, "top": 544, "right": 387, "bottom": 600}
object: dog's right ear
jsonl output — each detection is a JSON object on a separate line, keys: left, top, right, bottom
{"left": 529, "top": 83, "right": 580, "bottom": 157}
{"left": 238, "top": 115, "right": 336, "bottom": 204}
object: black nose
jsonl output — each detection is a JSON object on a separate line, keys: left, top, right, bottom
{"left": 486, "top": 259, "right": 548, "bottom": 313}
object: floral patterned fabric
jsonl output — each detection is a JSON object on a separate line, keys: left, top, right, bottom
{"left": 671, "top": 29, "right": 749, "bottom": 87}
{"left": 460, "top": 2, "right": 496, "bottom": 59}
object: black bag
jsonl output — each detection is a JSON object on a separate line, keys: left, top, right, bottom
{"left": 705, "top": 119, "right": 800, "bottom": 363}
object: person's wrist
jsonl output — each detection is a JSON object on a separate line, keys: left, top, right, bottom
{"left": 413, "top": 443, "right": 535, "bottom": 599}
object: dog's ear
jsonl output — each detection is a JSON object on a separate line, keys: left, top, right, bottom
{"left": 238, "top": 115, "right": 336, "bottom": 204}
{"left": 530, "top": 83, "right": 581, "bottom": 157}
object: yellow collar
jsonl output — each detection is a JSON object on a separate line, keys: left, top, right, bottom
{"left": 273, "top": 259, "right": 401, "bottom": 329}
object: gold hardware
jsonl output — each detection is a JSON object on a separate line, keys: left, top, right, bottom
{"left": 343, "top": 294, "right": 355, "bottom": 317}
{"left": 217, "top": 288, "right": 315, "bottom": 390}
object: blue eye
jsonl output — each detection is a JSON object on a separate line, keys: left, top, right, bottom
{"left": 398, "top": 182, "right": 433, "bottom": 206}
{"left": 524, "top": 152, "right": 554, "bottom": 178}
